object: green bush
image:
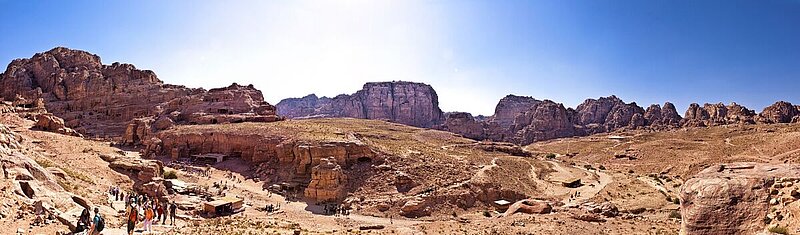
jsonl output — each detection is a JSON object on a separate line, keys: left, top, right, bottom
{"left": 482, "top": 211, "right": 492, "bottom": 217}
{"left": 163, "top": 170, "right": 178, "bottom": 179}
{"left": 768, "top": 225, "right": 788, "bottom": 234}
{"left": 668, "top": 210, "right": 681, "bottom": 219}
{"left": 545, "top": 153, "right": 556, "bottom": 159}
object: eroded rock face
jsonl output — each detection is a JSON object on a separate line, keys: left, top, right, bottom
{"left": 304, "top": 157, "right": 348, "bottom": 202}
{"left": 682, "top": 102, "right": 756, "bottom": 127}
{"left": 661, "top": 102, "right": 682, "bottom": 126}
{"left": 603, "top": 101, "right": 646, "bottom": 130}
{"left": 574, "top": 96, "right": 625, "bottom": 126}
{"left": 148, "top": 128, "right": 376, "bottom": 198}
{"left": 680, "top": 163, "right": 800, "bottom": 235}
{"left": 277, "top": 81, "right": 444, "bottom": 128}
{"left": 510, "top": 100, "right": 575, "bottom": 144}
{"left": 33, "top": 113, "right": 82, "bottom": 137}
{"left": 758, "top": 101, "right": 797, "bottom": 124}
{"left": 437, "top": 112, "right": 485, "bottom": 139}
{"left": 0, "top": 47, "right": 278, "bottom": 138}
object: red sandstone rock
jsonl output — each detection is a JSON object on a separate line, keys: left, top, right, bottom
{"left": 502, "top": 199, "right": 552, "bottom": 216}
{"left": 0, "top": 47, "right": 278, "bottom": 139}
{"left": 758, "top": 101, "right": 797, "bottom": 124}
{"left": 33, "top": 113, "right": 82, "bottom": 137}
{"left": 682, "top": 102, "right": 756, "bottom": 127}
{"left": 437, "top": 112, "right": 485, "bottom": 139}
{"left": 680, "top": 163, "right": 800, "bottom": 235}
{"left": 304, "top": 157, "right": 348, "bottom": 202}
{"left": 277, "top": 81, "right": 444, "bottom": 128}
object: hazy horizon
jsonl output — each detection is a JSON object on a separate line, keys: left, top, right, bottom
{"left": 2, "top": 0, "right": 799, "bottom": 116}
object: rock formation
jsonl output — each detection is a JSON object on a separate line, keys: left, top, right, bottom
{"left": 450, "top": 96, "right": 658, "bottom": 145}
{"left": 145, "top": 126, "right": 376, "bottom": 201}
{"left": 509, "top": 100, "right": 575, "bottom": 144}
{"left": 436, "top": 112, "right": 485, "bottom": 140}
{"left": 33, "top": 113, "right": 82, "bottom": 137}
{"left": 0, "top": 47, "right": 279, "bottom": 140}
{"left": 304, "top": 157, "right": 348, "bottom": 202}
{"left": 758, "top": 101, "right": 798, "bottom": 124}
{"left": 682, "top": 102, "right": 756, "bottom": 127}
{"left": 680, "top": 163, "right": 800, "bottom": 235}
{"left": 102, "top": 153, "right": 167, "bottom": 198}
{"left": 276, "top": 81, "right": 444, "bottom": 128}
{"left": 0, "top": 124, "right": 96, "bottom": 231}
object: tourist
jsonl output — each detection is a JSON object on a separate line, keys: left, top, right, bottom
{"left": 157, "top": 201, "right": 165, "bottom": 224}
{"left": 161, "top": 202, "right": 167, "bottom": 224}
{"left": 169, "top": 201, "right": 177, "bottom": 225}
{"left": 76, "top": 207, "right": 91, "bottom": 233}
{"left": 143, "top": 203, "right": 154, "bottom": 233}
{"left": 89, "top": 207, "right": 104, "bottom": 235}
{"left": 125, "top": 204, "right": 138, "bottom": 235}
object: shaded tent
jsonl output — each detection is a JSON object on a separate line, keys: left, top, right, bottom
{"left": 202, "top": 197, "right": 244, "bottom": 216}
{"left": 191, "top": 153, "right": 226, "bottom": 164}
{"left": 493, "top": 199, "right": 512, "bottom": 212}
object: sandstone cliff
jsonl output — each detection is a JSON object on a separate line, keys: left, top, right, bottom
{"left": 441, "top": 94, "right": 799, "bottom": 145}
{"left": 277, "top": 81, "right": 444, "bottom": 128}
{"left": 681, "top": 102, "right": 756, "bottom": 127}
{"left": 444, "top": 95, "right": 671, "bottom": 145}
{"left": 680, "top": 163, "right": 800, "bottom": 235}
{"left": 0, "top": 47, "right": 279, "bottom": 139}
{"left": 758, "top": 101, "right": 800, "bottom": 124}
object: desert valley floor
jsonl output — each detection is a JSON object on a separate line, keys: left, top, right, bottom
{"left": 3, "top": 110, "right": 800, "bottom": 234}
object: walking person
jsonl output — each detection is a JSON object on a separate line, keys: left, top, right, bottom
{"left": 143, "top": 203, "right": 154, "bottom": 233}
{"left": 89, "top": 207, "right": 105, "bottom": 235}
{"left": 169, "top": 201, "right": 177, "bottom": 225}
{"left": 125, "top": 204, "right": 138, "bottom": 235}
{"left": 160, "top": 202, "right": 167, "bottom": 225}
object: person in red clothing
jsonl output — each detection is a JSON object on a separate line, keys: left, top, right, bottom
{"left": 156, "top": 202, "right": 165, "bottom": 225}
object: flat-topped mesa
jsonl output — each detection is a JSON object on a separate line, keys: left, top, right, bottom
{"left": 277, "top": 81, "right": 444, "bottom": 128}
{"left": 0, "top": 47, "right": 279, "bottom": 139}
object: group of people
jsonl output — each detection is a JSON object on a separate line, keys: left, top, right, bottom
{"left": 121, "top": 191, "right": 178, "bottom": 235}
{"left": 264, "top": 203, "right": 281, "bottom": 213}
{"left": 166, "top": 160, "right": 212, "bottom": 178}
{"left": 109, "top": 186, "right": 124, "bottom": 202}
{"left": 322, "top": 204, "right": 349, "bottom": 217}
{"left": 76, "top": 207, "right": 105, "bottom": 235}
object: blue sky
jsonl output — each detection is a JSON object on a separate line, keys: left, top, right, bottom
{"left": 1, "top": 0, "right": 798, "bottom": 115}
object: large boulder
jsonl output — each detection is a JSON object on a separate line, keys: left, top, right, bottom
{"left": 33, "top": 113, "right": 82, "bottom": 137}
{"left": 680, "top": 163, "right": 800, "bottom": 235}
{"left": 502, "top": 199, "right": 552, "bottom": 216}
{"left": 400, "top": 196, "right": 430, "bottom": 217}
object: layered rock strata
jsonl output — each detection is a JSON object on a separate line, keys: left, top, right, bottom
{"left": 680, "top": 163, "right": 800, "bottom": 235}
{"left": 0, "top": 47, "right": 279, "bottom": 140}
{"left": 276, "top": 81, "right": 444, "bottom": 128}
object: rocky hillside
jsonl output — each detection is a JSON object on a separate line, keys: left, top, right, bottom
{"left": 276, "top": 81, "right": 444, "bottom": 128}
{"left": 0, "top": 47, "right": 280, "bottom": 139}
{"left": 441, "top": 94, "right": 800, "bottom": 145}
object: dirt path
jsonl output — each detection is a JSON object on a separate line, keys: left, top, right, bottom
{"left": 540, "top": 160, "right": 613, "bottom": 205}
{"left": 724, "top": 138, "right": 736, "bottom": 146}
